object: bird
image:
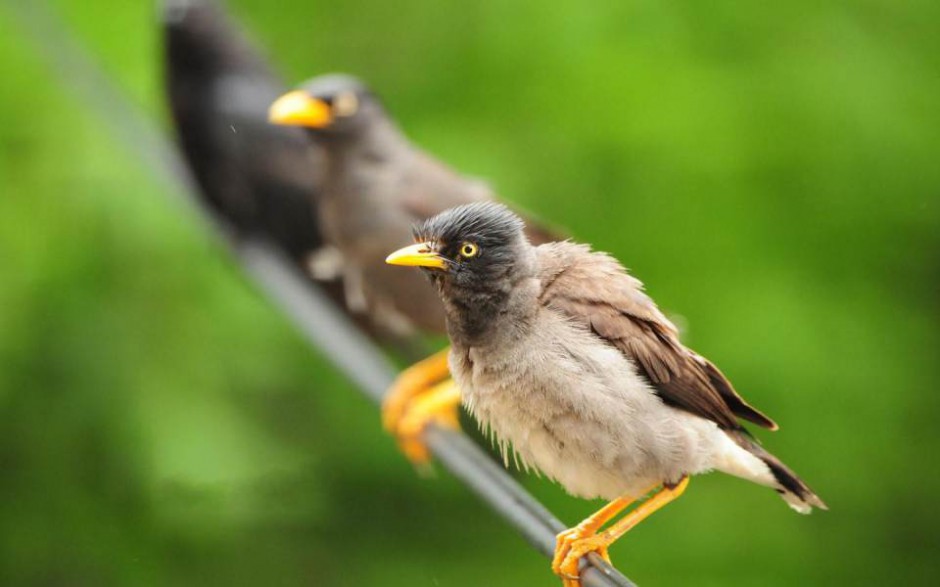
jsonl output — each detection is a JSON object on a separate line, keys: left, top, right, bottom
{"left": 268, "top": 76, "right": 559, "bottom": 462}
{"left": 163, "top": 0, "right": 326, "bottom": 263}
{"left": 163, "top": 0, "right": 399, "bottom": 341}
{"left": 385, "top": 201, "right": 827, "bottom": 586}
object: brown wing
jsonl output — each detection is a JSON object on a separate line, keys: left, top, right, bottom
{"left": 537, "top": 242, "right": 777, "bottom": 431}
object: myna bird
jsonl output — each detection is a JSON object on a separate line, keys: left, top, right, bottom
{"left": 163, "top": 0, "right": 326, "bottom": 263}
{"left": 268, "top": 76, "right": 559, "bottom": 462}
{"left": 164, "top": 0, "right": 394, "bottom": 341}
{"left": 386, "top": 202, "right": 826, "bottom": 586}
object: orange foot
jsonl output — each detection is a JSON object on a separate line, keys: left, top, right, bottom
{"left": 552, "top": 477, "right": 690, "bottom": 586}
{"left": 382, "top": 348, "right": 461, "bottom": 466}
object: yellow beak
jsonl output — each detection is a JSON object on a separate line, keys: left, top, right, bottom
{"left": 385, "top": 242, "right": 447, "bottom": 270}
{"left": 268, "top": 90, "right": 333, "bottom": 128}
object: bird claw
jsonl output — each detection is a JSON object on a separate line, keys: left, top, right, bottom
{"left": 552, "top": 527, "right": 612, "bottom": 587}
{"left": 394, "top": 386, "right": 457, "bottom": 463}
{"left": 551, "top": 481, "right": 689, "bottom": 585}
{"left": 381, "top": 349, "right": 450, "bottom": 431}
{"left": 383, "top": 377, "right": 461, "bottom": 466}
{"left": 381, "top": 377, "right": 417, "bottom": 435}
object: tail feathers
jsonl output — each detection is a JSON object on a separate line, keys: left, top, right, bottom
{"left": 729, "top": 431, "right": 827, "bottom": 514}
{"left": 700, "top": 359, "right": 779, "bottom": 430}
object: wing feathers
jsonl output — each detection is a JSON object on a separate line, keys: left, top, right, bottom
{"left": 537, "top": 242, "right": 777, "bottom": 431}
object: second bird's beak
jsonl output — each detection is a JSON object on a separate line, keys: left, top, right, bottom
{"left": 269, "top": 90, "right": 333, "bottom": 128}
{"left": 385, "top": 243, "right": 447, "bottom": 270}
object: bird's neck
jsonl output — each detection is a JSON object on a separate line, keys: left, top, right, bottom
{"left": 321, "top": 116, "right": 410, "bottom": 172}
{"left": 442, "top": 287, "right": 508, "bottom": 347}
{"left": 442, "top": 256, "right": 539, "bottom": 349}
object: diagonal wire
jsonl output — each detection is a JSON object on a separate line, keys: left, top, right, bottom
{"left": 1, "top": 1, "right": 635, "bottom": 585}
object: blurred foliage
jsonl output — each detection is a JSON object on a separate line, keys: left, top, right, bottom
{"left": 1, "top": 0, "right": 938, "bottom": 585}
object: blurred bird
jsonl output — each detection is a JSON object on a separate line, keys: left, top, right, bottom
{"left": 386, "top": 202, "right": 826, "bottom": 586}
{"left": 163, "top": 0, "right": 326, "bottom": 263}
{"left": 269, "top": 76, "right": 559, "bottom": 461}
{"left": 163, "top": 0, "right": 400, "bottom": 343}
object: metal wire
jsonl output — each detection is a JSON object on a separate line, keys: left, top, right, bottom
{"left": 3, "top": 2, "right": 636, "bottom": 585}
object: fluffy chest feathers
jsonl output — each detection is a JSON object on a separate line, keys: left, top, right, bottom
{"left": 448, "top": 299, "right": 703, "bottom": 501}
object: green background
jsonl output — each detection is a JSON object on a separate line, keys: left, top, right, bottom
{"left": 1, "top": 0, "right": 938, "bottom": 585}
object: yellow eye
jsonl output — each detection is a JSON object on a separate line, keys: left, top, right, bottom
{"left": 459, "top": 242, "right": 479, "bottom": 258}
{"left": 333, "top": 91, "right": 359, "bottom": 117}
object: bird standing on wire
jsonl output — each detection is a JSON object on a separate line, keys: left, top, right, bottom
{"left": 164, "top": 0, "right": 326, "bottom": 263}
{"left": 386, "top": 202, "right": 826, "bottom": 586}
{"left": 268, "top": 77, "right": 558, "bottom": 462}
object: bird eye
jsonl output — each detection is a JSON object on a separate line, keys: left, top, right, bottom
{"left": 459, "top": 242, "right": 479, "bottom": 258}
{"left": 333, "top": 92, "right": 359, "bottom": 117}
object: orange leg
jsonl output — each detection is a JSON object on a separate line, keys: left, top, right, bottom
{"left": 382, "top": 348, "right": 461, "bottom": 465}
{"left": 554, "top": 477, "right": 690, "bottom": 587}
{"left": 551, "top": 490, "right": 650, "bottom": 578}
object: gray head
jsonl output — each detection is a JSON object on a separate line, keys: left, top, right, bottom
{"left": 386, "top": 202, "right": 534, "bottom": 340}
{"left": 268, "top": 73, "right": 384, "bottom": 137}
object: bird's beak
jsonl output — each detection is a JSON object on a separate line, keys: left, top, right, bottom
{"left": 268, "top": 90, "right": 333, "bottom": 128}
{"left": 385, "top": 242, "right": 447, "bottom": 270}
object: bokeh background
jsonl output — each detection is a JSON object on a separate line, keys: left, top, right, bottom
{"left": 1, "top": 0, "right": 938, "bottom": 585}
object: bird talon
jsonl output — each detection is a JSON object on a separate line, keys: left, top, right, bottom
{"left": 384, "top": 377, "right": 461, "bottom": 466}
{"left": 397, "top": 436, "right": 432, "bottom": 466}
{"left": 382, "top": 374, "right": 424, "bottom": 434}
{"left": 551, "top": 528, "right": 579, "bottom": 574}
{"left": 552, "top": 514, "right": 618, "bottom": 575}
{"left": 555, "top": 533, "right": 612, "bottom": 585}
{"left": 382, "top": 348, "right": 451, "bottom": 433}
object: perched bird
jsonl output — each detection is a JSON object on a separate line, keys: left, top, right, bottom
{"left": 268, "top": 76, "right": 559, "bottom": 460}
{"left": 164, "top": 0, "right": 326, "bottom": 263}
{"left": 163, "top": 0, "right": 393, "bottom": 341}
{"left": 386, "top": 202, "right": 826, "bottom": 586}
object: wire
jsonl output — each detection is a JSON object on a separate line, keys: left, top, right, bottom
{"left": 3, "top": 1, "right": 636, "bottom": 585}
